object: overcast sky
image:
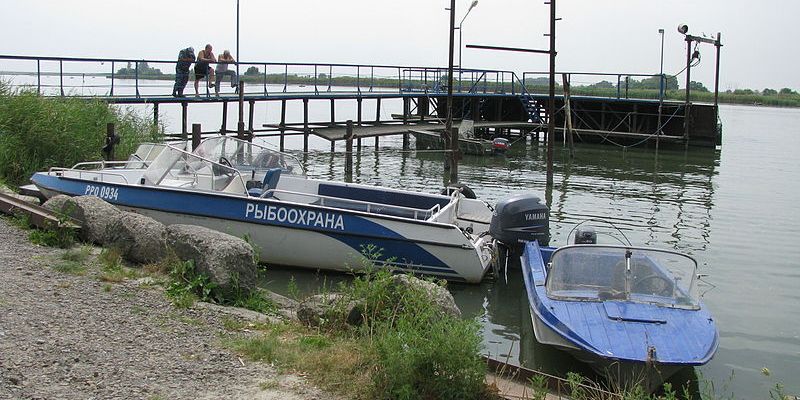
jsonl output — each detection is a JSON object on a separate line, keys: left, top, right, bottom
{"left": 2, "top": 0, "right": 797, "bottom": 91}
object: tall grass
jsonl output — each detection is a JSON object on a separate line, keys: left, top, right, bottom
{"left": 0, "top": 81, "right": 163, "bottom": 186}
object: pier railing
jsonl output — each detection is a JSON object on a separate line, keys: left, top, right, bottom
{"left": 522, "top": 71, "right": 668, "bottom": 101}
{"left": 0, "top": 54, "right": 532, "bottom": 100}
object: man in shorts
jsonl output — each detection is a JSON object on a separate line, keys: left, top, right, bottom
{"left": 194, "top": 44, "right": 216, "bottom": 96}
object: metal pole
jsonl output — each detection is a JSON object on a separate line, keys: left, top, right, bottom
{"left": 713, "top": 32, "right": 722, "bottom": 125}
{"left": 657, "top": 28, "right": 664, "bottom": 150}
{"left": 458, "top": 27, "right": 462, "bottom": 69}
{"left": 684, "top": 37, "right": 692, "bottom": 143}
{"left": 236, "top": 0, "right": 240, "bottom": 78}
{"left": 446, "top": 0, "right": 458, "bottom": 184}
{"left": 546, "top": 0, "right": 556, "bottom": 186}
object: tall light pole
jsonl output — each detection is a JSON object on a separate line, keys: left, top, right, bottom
{"left": 457, "top": 0, "right": 479, "bottom": 68}
{"left": 657, "top": 28, "right": 664, "bottom": 149}
{"left": 446, "top": 0, "right": 458, "bottom": 184}
{"left": 236, "top": 0, "right": 240, "bottom": 78}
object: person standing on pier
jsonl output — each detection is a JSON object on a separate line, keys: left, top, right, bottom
{"left": 172, "top": 47, "right": 195, "bottom": 97}
{"left": 214, "top": 50, "right": 239, "bottom": 96}
{"left": 194, "top": 44, "right": 216, "bottom": 96}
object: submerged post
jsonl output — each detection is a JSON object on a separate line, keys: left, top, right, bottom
{"left": 192, "top": 123, "right": 201, "bottom": 150}
{"left": 345, "top": 120, "right": 354, "bottom": 176}
{"left": 303, "top": 98, "right": 310, "bottom": 152}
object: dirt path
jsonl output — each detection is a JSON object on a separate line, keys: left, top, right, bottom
{"left": 0, "top": 218, "right": 334, "bottom": 400}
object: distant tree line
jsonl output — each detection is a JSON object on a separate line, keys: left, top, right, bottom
{"left": 115, "top": 62, "right": 164, "bottom": 77}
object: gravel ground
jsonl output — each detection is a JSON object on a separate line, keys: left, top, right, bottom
{"left": 0, "top": 218, "right": 334, "bottom": 400}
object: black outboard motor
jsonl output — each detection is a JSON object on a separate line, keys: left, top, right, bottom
{"left": 573, "top": 227, "right": 597, "bottom": 244}
{"left": 490, "top": 194, "right": 550, "bottom": 270}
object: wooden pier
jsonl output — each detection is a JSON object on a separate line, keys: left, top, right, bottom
{"left": 0, "top": 54, "right": 722, "bottom": 150}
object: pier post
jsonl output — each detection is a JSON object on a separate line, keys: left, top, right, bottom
{"left": 303, "top": 98, "right": 310, "bottom": 152}
{"left": 237, "top": 82, "right": 246, "bottom": 140}
{"left": 375, "top": 98, "right": 381, "bottom": 124}
{"left": 181, "top": 102, "right": 188, "bottom": 138}
{"left": 357, "top": 97, "right": 363, "bottom": 126}
{"left": 375, "top": 136, "right": 379, "bottom": 150}
{"left": 221, "top": 102, "right": 228, "bottom": 134}
{"left": 191, "top": 124, "right": 201, "bottom": 150}
{"left": 402, "top": 97, "right": 410, "bottom": 149}
{"left": 330, "top": 99, "right": 335, "bottom": 126}
{"left": 330, "top": 140, "right": 335, "bottom": 153}
{"left": 248, "top": 100, "right": 255, "bottom": 137}
{"left": 104, "top": 123, "right": 116, "bottom": 160}
{"left": 345, "top": 120, "right": 354, "bottom": 177}
{"left": 279, "top": 99, "right": 287, "bottom": 151}
{"left": 153, "top": 103, "right": 159, "bottom": 127}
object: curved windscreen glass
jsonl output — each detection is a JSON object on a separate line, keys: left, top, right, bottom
{"left": 193, "top": 136, "right": 305, "bottom": 177}
{"left": 546, "top": 245, "right": 699, "bottom": 309}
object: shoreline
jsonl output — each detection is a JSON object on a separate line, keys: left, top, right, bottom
{"left": 0, "top": 217, "right": 335, "bottom": 399}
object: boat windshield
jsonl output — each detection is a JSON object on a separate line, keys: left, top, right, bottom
{"left": 193, "top": 136, "right": 306, "bottom": 177}
{"left": 124, "top": 143, "right": 173, "bottom": 169}
{"left": 545, "top": 245, "right": 699, "bottom": 309}
{"left": 141, "top": 145, "right": 247, "bottom": 195}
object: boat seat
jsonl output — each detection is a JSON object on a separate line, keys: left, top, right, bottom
{"left": 247, "top": 168, "right": 282, "bottom": 197}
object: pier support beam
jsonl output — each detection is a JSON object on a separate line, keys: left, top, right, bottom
{"left": 191, "top": 123, "right": 201, "bottom": 150}
{"left": 221, "top": 101, "right": 228, "bottom": 134}
{"left": 181, "top": 102, "right": 188, "bottom": 139}
{"left": 345, "top": 120, "right": 354, "bottom": 178}
{"left": 248, "top": 100, "right": 255, "bottom": 136}
{"left": 303, "top": 98, "right": 310, "bottom": 152}
{"left": 330, "top": 99, "right": 335, "bottom": 126}
{"left": 279, "top": 99, "right": 286, "bottom": 151}
{"left": 237, "top": 82, "right": 246, "bottom": 140}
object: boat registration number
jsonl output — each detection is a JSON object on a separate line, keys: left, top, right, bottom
{"left": 85, "top": 185, "right": 119, "bottom": 201}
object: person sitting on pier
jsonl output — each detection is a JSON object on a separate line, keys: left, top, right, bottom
{"left": 214, "top": 50, "right": 239, "bottom": 96}
{"left": 172, "top": 47, "right": 195, "bottom": 97}
{"left": 194, "top": 44, "right": 216, "bottom": 96}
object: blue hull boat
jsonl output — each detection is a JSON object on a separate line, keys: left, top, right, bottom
{"left": 521, "top": 241, "right": 718, "bottom": 391}
{"left": 30, "top": 136, "right": 551, "bottom": 283}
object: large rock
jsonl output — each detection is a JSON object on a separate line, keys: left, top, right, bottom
{"left": 43, "top": 195, "right": 121, "bottom": 244}
{"left": 297, "top": 293, "right": 362, "bottom": 327}
{"left": 106, "top": 212, "right": 167, "bottom": 264}
{"left": 166, "top": 224, "right": 257, "bottom": 297}
{"left": 392, "top": 275, "right": 462, "bottom": 318}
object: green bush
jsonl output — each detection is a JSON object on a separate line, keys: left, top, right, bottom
{"left": 0, "top": 81, "right": 162, "bottom": 186}
{"left": 338, "top": 267, "right": 486, "bottom": 400}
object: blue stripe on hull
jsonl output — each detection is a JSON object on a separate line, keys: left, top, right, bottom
{"left": 33, "top": 173, "right": 468, "bottom": 276}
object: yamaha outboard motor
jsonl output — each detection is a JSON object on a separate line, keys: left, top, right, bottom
{"left": 490, "top": 193, "right": 550, "bottom": 270}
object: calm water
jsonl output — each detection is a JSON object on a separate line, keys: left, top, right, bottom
{"left": 260, "top": 106, "right": 800, "bottom": 398}
{"left": 6, "top": 75, "right": 797, "bottom": 397}
{"left": 187, "top": 101, "right": 797, "bottom": 399}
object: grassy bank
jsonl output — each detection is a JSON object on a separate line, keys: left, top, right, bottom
{"left": 0, "top": 81, "right": 162, "bottom": 186}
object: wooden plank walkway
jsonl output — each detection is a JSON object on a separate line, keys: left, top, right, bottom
{"left": 308, "top": 120, "right": 544, "bottom": 141}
